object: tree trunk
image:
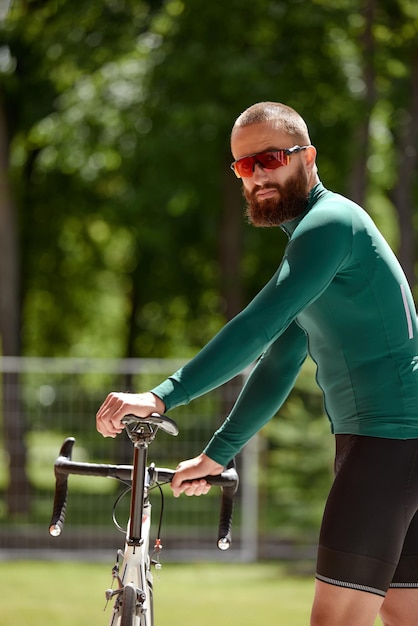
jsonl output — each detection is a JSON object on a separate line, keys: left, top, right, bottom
{"left": 0, "top": 95, "right": 30, "bottom": 515}
{"left": 348, "top": 0, "right": 376, "bottom": 205}
{"left": 391, "top": 51, "right": 418, "bottom": 289}
{"left": 218, "top": 169, "right": 243, "bottom": 321}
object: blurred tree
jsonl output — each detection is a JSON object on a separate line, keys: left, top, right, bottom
{"left": 379, "top": 0, "right": 418, "bottom": 285}
{"left": 0, "top": 0, "right": 28, "bottom": 515}
{"left": 325, "top": 0, "right": 418, "bottom": 283}
{"left": 0, "top": 0, "right": 156, "bottom": 513}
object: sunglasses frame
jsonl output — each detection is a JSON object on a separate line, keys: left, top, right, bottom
{"left": 230, "top": 145, "right": 311, "bottom": 178}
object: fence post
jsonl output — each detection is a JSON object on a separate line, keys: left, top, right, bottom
{"left": 240, "top": 433, "right": 259, "bottom": 561}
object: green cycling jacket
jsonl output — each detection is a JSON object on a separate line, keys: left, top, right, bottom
{"left": 151, "top": 183, "right": 418, "bottom": 466}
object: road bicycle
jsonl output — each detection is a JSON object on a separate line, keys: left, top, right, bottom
{"left": 49, "top": 413, "right": 239, "bottom": 626}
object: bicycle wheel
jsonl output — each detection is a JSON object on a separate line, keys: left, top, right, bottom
{"left": 120, "top": 583, "right": 137, "bottom": 626}
{"left": 146, "top": 580, "right": 154, "bottom": 626}
{"left": 118, "top": 582, "right": 153, "bottom": 626}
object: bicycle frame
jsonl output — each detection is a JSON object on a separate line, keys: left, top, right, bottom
{"left": 108, "top": 419, "right": 160, "bottom": 626}
{"left": 108, "top": 504, "right": 154, "bottom": 626}
{"left": 49, "top": 414, "right": 239, "bottom": 626}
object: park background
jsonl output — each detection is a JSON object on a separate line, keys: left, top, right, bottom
{"left": 0, "top": 1, "right": 417, "bottom": 624}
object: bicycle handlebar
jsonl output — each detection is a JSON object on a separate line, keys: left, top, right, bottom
{"left": 49, "top": 437, "right": 239, "bottom": 550}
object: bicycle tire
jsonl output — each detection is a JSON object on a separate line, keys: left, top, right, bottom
{"left": 147, "top": 581, "right": 154, "bottom": 626}
{"left": 117, "top": 582, "right": 153, "bottom": 626}
{"left": 120, "top": 584, "right": 137, "bottom": 626}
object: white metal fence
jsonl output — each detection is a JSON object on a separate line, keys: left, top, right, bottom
{"left": 0, "top": 357, "right": 259, "bottom": 562}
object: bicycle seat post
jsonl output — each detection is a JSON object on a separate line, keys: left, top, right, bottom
{"left": 124, "top": 420, "right": 156, "bottom": 546}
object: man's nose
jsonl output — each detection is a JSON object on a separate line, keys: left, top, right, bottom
{"left": 252, "top": 162, "right": 270, "bottom": 184}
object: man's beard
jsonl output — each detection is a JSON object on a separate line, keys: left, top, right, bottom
{"left": 244, "top": 164, "right": 310, "bottom": 227}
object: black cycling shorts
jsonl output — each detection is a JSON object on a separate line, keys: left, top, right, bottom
{"left": 316, "top": 435, "right": 418, "bottom": 597}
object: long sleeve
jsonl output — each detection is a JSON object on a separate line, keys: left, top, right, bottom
{"left": 203, "top": 321, "right": 308, "bottom": 466}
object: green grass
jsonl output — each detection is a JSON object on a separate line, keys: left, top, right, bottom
{"left": 0, "top": 561, "right": 383, "bottom": 625}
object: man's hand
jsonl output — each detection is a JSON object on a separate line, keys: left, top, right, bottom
{"left": 96, "top": 391, "right": 165, "bottom": 437}
{"left": 171, "top": 453, "right": 224, "bottom": 497}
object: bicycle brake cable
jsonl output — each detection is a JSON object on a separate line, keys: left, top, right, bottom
{"left": 112, "top": 479, "right": 167, "bottom": 565}
{"left": 112, "top": 486, "right": 131, "bottom": 533}
{"left": 150, "top": 481, "right": 165, "bottom": 569}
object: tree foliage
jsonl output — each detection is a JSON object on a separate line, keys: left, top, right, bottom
{"left": 2, "top": 0, "right": 417, "bottom": 361}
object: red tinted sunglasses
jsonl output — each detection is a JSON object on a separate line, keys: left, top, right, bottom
{"left": 230, "top": 145, "right": 310, "bottom": 178}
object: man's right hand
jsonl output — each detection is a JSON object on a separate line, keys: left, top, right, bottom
{"left": 96, "top": 391, "right": 165, "bottom": 437}
{"left": 171, "top": 453, "right": 224, "bottom": 497}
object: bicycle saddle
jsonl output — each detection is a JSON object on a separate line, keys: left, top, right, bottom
{"left": 122, "top": 413, "right": 179, "bottom": 437}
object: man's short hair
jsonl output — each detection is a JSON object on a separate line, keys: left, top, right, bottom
{"left": 232, "top": 102, "right": 311, "bottom": 145}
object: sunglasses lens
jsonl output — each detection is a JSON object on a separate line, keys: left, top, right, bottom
{"left": 233, "top": 150, "right": 289, "bottom": 177}
{"left": 234, "top": 157, "right": 254, "bottom": 178}
{"left": 258, "top": 151, "right": 288, "bottom": 169}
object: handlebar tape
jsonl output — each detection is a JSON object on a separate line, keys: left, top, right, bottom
{"left": 48, "top": 437, "right": 75, "bottom": 537}
{"left": 215, "top": 460, "right": 239, "bottom": 550}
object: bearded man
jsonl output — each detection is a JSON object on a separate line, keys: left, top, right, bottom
{"left": 97, "top": 102, "right": 418, "bottom": 626}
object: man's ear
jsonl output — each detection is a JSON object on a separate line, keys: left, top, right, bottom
{"left": 305, "top": 145, "right": 317, "bottom": 166}
{"left": 304, "top": 145, "right": 317, "bottom": 175}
